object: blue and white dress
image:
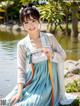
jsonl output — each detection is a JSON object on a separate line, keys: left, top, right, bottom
{"left": 5, "top": 32, "right": 66, "bottom": 106}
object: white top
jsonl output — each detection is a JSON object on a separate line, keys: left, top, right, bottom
{"left": 17, "top": 32, "right": 66, "bottom": 84}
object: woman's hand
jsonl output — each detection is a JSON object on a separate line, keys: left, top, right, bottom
{"left": 10, "top": 93, "right": 22, "bottom": 105}
{"left": 42, "top": 48, "right": 53, "bottom": 60}
{"left": 11, "top": 77, "right": 23, "bottom": 105}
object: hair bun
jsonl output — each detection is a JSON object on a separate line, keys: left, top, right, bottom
{"left": 21, "top": 3, "right": 33, "bottom": 9}
{"left": 20, "top": 3, "right": 35, "bottom": 14}
{"left": 28, "top": 3, "right": 33, "bottom": 7}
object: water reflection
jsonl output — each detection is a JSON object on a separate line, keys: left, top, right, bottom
{"left": 0, "top": 31, "right": 25, "bottom": 97}
{"left": 0, "top": 41, "right": 17, "bottom": 60}
{"left": 68, "top": 37, "right": 79, "bottom": 60}
{"left": 57, "top": 35, "right": 80, "bottom": 60}
{"left": 0, "top": 31, "right": 24, "bottom": 41}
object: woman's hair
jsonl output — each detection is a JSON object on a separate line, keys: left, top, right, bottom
{"left": 20, "top": 4, "right": 40, "bottom": 23}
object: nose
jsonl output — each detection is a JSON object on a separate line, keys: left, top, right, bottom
{"left": 28, "top": 22, "right": 34, "bottom": 28}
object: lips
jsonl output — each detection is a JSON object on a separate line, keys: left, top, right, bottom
{"left": 29, "top": 27, "right": 35, "bottom": 31}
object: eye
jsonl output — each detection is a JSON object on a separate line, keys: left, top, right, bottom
{"left": 32, "top": 20, "right": 36, "bottom": 22}
{"left": 24, "top": 21, "right": 28, "bottom": 24}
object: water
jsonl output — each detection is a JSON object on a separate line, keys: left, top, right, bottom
{"left": 0, "top": 31, "right": 24, "bottom": 97}
{"left": 58, "top": 36, "right": 80, "bottom": 60}
{"left": 0, "top": 31, "right": 80, "bottom": 97}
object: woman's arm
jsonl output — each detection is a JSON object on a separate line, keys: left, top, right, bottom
{"left": 11, "top": 42, "right": 26, "bottom": 104}
{"left": 17, "top": 43, "right": 26, "bottom": 84}
{"left": 10, "top": 83, "right": 23, "bottom": 105}
{"left": 17, "top": 83, "right": 23, "bottom": 96}
{"left": 47, "top": 33, "right": 67, "bottom": 62}
{"left": 53, "top": 36, "right": 66, "bottom": 59}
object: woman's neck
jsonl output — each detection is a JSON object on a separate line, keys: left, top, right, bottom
{"left": 29, "top": 31, "right": 40, "bottom": 40}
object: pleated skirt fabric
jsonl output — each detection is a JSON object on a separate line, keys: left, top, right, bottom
{"left": 5, "top": 60, "right": 59, "bottom": 106}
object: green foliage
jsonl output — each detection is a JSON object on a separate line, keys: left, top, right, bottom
{"left": 65, "top": 79, "right": 80, "bottom": 92}
{"left": 71, "top": 98, "right": 80, "bottom": 106}
{"left": 20, "top": 0, "right": 31, "bottom": 4}
{"left": 63, "top": 76, "right": 80, "bottom": 106}
{"left": 20, "top": 0, "right": 38, "bottom": 4}
{"left": 38, "top": 2, "right": 65, "bottom": 32}
{"left": 38, "top": 2, "right": 64, "bottom": 22}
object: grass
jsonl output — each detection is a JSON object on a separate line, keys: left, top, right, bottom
{"left": 65, "top": 79, "right": 80, "bottom": 92}
{"left": 63, "top": 79, "right": 80, "bottom": 106}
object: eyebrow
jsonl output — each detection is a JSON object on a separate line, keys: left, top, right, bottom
{"left": 27, "top": 18, "right": 36, "bottom": 20}
{"left": 24, "top": 18, "right": 37, "bottom": 22}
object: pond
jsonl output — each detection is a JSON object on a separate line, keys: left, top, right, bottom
{"left": 0, "top": 31, "right": 80, "bottom": 98}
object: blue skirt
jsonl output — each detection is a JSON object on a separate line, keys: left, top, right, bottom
{"left": 5, "top": 60, "right": 59, "bottom": 106}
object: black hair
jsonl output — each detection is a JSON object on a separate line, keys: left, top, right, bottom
{"left": 20, "top": 4, "right": 40, "bottom": 23}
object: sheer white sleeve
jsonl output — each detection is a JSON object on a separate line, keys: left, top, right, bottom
{"left": 48, "top": 34, "right": 67, "bottom": 62}
{"left": 17, "top": 42, "right": 26, "bottom": 84}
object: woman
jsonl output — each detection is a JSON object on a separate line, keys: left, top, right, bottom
{"left": 4, "top": 5, "right": 76, "bottom": 106}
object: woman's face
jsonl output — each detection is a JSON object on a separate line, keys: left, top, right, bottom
{"left": 23, "top": 16, "right": 40, "bottom": 34}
